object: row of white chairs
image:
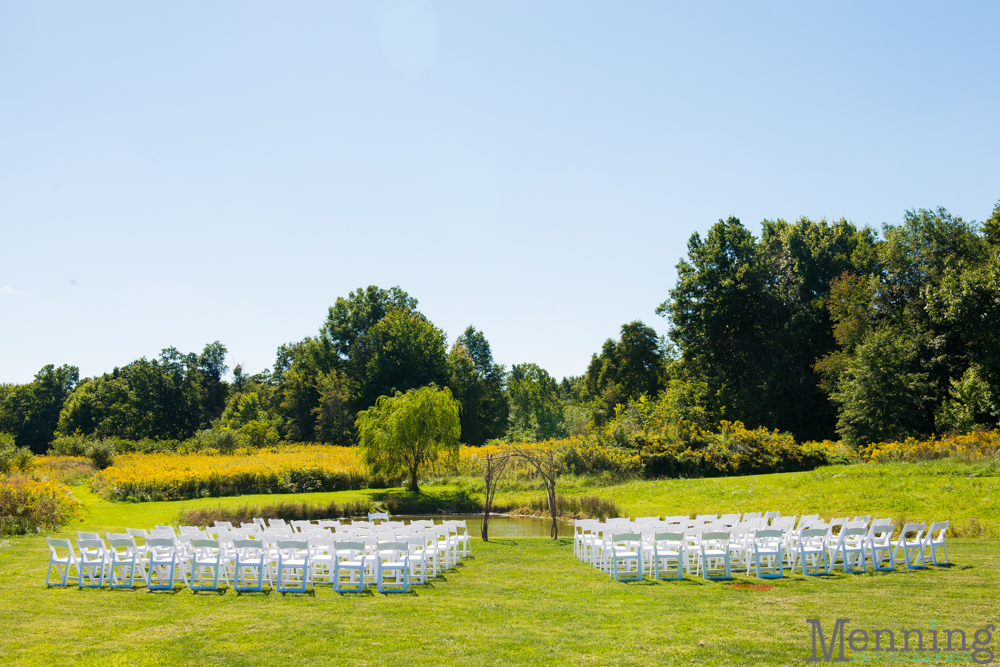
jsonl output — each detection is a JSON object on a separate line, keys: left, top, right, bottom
{"left": 45, "top": 515, "right": 472, "bottom": 594}
{"left": 573, "top": 513, "right": 951, "bottom": 581}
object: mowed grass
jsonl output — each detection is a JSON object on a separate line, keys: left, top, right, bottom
{"left": 2, "top": 461, "right": 999, "bottom": 665}
{"left": 2, "top": 533, "right": 998, "bottom": 666}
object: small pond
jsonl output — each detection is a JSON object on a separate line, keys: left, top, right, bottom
{"left": 368, "top": 514, "right": 574, "bottom": 538}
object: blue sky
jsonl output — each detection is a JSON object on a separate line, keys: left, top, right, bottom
{"left": 2, "top": 1, "right": 998, "bottom": 384}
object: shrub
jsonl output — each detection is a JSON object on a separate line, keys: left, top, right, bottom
{"left": 0, "top": 475, "right": 83, "bottom": 536}
{"left": 561, "top": 438, "right": 642, "bottom": 479}
{"left": 239, "top": 420, "right": 280, "bottom": 449}
{"left": 85, "top": 439, "right": 116, "bottom": 470}
{"left": 47, "top": 434, "right": 90, "bottom": 457}
{"left": 0, "top": 434, "right": 35, "bottom": 475}
{"left": 191, "top": 428, "right": 241, "bottom": 455}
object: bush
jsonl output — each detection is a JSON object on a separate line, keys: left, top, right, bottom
{"left": 192, "top": 428, "right": 241, "bottom": 455}
{"left": 48, "top": 434, "right": 90, "bottom": 457}
{"left": 860, "top": 429, "right": 1000, "bottom": 463}
{"left": 0, "top": 434, "right": 35, "bottom": 475}
{"left": 0, "top": 475, "right": 83, "bottom": 536}
{"left": 239, "top": 420, "right": 280, "bottom": 449}
{"left": 561, "top": 438, "right": 642, "bottom": 479}
{"left": 85, "top": 439, "right": 116, "bottom": 470}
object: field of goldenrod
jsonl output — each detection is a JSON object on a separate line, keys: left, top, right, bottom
{"left": 91, "top": 446, "right": 369, "bottom": 502}
{"left": 860, "top": 429, "right": 1000, "bottom": 462}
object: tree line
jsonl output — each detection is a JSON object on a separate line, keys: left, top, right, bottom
{"left": 2, "top": 202, "right": 997, "bottom": 453}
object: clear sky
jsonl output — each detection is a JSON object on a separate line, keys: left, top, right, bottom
{"left": 2, "top": 1, "right": 998, "bottom": 384}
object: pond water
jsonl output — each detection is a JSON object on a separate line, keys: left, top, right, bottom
{"left": 367, "top": 514, "right": 574, "bottom": 538}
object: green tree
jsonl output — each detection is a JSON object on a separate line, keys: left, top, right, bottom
{"left": 660, "top": 215, "right": 877, "bottom": 441}
{"left": 198, "top": 341, "right": 229, "bottom": 422}
{"left": 927, "top": 244, "right": 1000, "bottom": 403}
{"left": 56, "top": 346, "right": 222, "bottom": 441}
{"left": 983, "top": 200, "right": 1000, "bottom": 247}
{"left": 321, "top": 285, "right": 418, "bottom": 359}
{"left": 585, "top": 321, "right": 665, "bottom": 424}
{"left": 447, "top": 326, "right": 509, "bottom": 446}
{"left": 313, "top": 369, "right": 356, "bottom": 446}
{"left": 355, "top": 384, "right": 461, "bottom": 492}
{"left": 507, "top": 363, "right": 566, "bottom": 441}
{"left": 354, "top": 309, "right": 449, "bottom": 409}
{"left": 934, "top": 364, "right": 997, "bottom": 434}
{"left": 0, "top": 364, "right": 79, "bottom": 454}
{"left": 831, "top": 328, "right": 931, "bottom": 447}
{"left": 658, "top": 217, "right": 768, "bottom": 427}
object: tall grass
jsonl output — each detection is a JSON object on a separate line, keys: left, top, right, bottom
{"left": 518, "top": 494, "right": 622, "bottom": 520}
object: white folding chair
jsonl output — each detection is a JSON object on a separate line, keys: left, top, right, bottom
{"left": 146, "top": 537, "right": 186, "bottom": 589}
{"left": 307, "top": 536, "right": 335, "bottom": 586}
{"left": 108, "top": 536, "right": 146, "bottom": 588}
{"left": 76, "top": 538, "right": 108, "bottom": 588}
{"left": 728, "top": 526, "right": 752, "bottom": 572}
{"left": 448, "top": 520, "right": 472, "bottom": 559}
{"left": 45, "top": 538, "right": 80, "bottom": 587}
{"left": 333, "top": 541, "right": 367, "bottom": 593}
{"left": 751, "top": 529, "right": 784, "bottom": 579}
{"left": 700, "top": 532, "right": 732, "bottom": 580}
{"left": 651, "top": 532, "right": 685, "bottom": 580}
{"left": 375, "top": 542, "right": 411, "bottom": 593}
{"left": 866, "top": 522, "right": 895, "bottom": 571}
{"left": 830, "top": 526, "right": 867, "bottom": 574}
{"left": 893, "top": 523, "right": 926, "bottom": 569}
{"left": 797, "top": 528, "right": 829, "bottom": 576}
{"left": 608, "top": 534, "right": 643, "bottom": 582}
{"left": 921, "top": 521, "right": 950, "bottom": 565}
{"left": 233, "top": 539, "right": 271, "bottom": 592}
{"left": 290, "top": 520, "right": 313, "bottom": 534}
{"left": 189, "top": 539, "right": 228, "bottom": 591}
{"left": 276, "top": 540, "right": 311, "bottom": 593}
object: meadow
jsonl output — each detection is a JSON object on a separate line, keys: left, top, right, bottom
{"left": 2, "top": 456, "right": 999, "bottom": 666}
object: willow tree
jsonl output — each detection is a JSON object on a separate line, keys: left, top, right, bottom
{"left": 355, "top": 384, "right": 460, "bottom": 493}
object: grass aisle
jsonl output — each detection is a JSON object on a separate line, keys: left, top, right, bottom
{"left": 2, "top": 532, "right": 999, "bottom": 666}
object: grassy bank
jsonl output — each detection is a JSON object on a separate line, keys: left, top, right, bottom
{"left": 60, "top": 456, "right": 1000, "bottom": 536}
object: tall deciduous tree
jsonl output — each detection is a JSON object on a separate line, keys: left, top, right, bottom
{"left": 0, "top": 364, "right": 79, "bottom": 453}
{"left": 448, "top": 326, "right": 509, "bottom": 446}
{"left": 56, "top": 344, "right": 225, "bottom": 441}
{"left": 507, "top": 363, "right": 566, "bottom": 441}
{"left": 585, "top": 321, "right": 666, "bottom": 425}
{"left": 659, "top": 215, "right": 874, "bottom": 441}
{"left": 354, "top": 310, "right": 449, "bottom": 409}
{"left": 356, "top": 385, "right": 460, "bottom": 493}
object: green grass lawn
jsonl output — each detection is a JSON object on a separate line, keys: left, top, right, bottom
{"left": 2, "top": 533, "right": 997, "bottom": 666}
{"left": 3, "top": 462, "right": 999, "bottom": 665}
